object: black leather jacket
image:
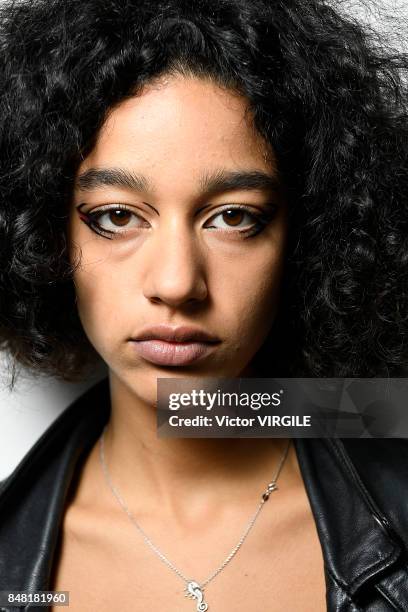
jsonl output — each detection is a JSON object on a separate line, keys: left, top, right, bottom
{"left": 1, "top": 379, "right": 408, "bottom": 612}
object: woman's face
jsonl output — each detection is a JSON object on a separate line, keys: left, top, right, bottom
{"left": 69, "top": 74, "right": 287, "bottom": 404}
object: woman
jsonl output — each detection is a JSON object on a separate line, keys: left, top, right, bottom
{"left": 0, "top": 0, "right": 407, "bottom": 610}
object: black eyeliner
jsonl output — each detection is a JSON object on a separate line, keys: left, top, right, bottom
{"left": 76, "top": 203, "right": 116, "bottom": 239}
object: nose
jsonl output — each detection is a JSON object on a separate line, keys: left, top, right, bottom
{"left": 142, "top": 221, "right": 208, "bottom": 308}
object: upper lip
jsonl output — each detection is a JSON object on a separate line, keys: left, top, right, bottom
{"left": 130, "top": 325, "right": 220, "bottom": 343}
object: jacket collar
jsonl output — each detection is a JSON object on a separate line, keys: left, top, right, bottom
{"left": 0, "top": 379, "right": 405, "bottom": 601}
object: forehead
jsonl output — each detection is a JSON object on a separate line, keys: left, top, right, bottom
{"left": 78, "top": 75, "right": 276, "bottom": 187}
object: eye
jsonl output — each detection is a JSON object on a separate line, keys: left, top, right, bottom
{"left": 78, "top": 204, "right": 149, "bottom": 237}
{"left": 204, "top": 205, "right": 274, "bottom": 236}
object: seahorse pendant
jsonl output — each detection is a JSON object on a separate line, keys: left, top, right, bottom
{"left": 184, "top": 580, "right": 209, "bottom": 611}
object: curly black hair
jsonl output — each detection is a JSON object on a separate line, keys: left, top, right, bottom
{"left": 0, "top": 0, "right": 407, "bottom": 384}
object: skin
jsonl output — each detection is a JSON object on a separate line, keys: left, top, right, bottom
{"left": 57, "top": 74, "right": 326, "bottom": 610}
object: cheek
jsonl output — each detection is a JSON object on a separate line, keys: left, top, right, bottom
{"left": 72, "top": 261, "right": 126, "bottom": 353}
{"left": 69, "top": 220, "right": 127, "bottom": 346}
{"left": 215, "top": 244, "right": 284, "bottom": 341}
{"left": 238, "top": 274, "right": 281, "bottom": 338}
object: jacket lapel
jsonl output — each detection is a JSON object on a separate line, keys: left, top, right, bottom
{"left": 0, "top": 379, "right": 110, "bottom": 593}
{"left": 294, "top": 437, "right": 408, "bottom": 607}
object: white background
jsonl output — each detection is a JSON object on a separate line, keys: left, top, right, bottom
{"left": 0, "top": 0, "right": 407, "bottom": 480}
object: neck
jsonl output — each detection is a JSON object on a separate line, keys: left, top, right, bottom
{"left": 95, "top": 372, "right": 302, "bottom": 520}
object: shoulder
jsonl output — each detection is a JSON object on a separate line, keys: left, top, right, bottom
{"left": 0, "top": 378, "right": 110, "bottom": 508}
{"left": 0, "top": 378, "right": 110, "bottom": 590}
{"left": 340, "top": 439, "right": 408, "bottom": 548}
{"left": 295, "top": 436, "right": 408, "bottom": 553}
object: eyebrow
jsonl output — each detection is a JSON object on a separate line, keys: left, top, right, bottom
{"left": 76, "top": 167, "right": 280, "bottom": 198}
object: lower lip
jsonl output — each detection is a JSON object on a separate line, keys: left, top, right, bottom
{"left": 130, "top": 339, "right": 217, "bottom": 366}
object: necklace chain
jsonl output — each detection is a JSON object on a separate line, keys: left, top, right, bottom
{"left": 99, "top": 427, "right": 291, "bottom": 598}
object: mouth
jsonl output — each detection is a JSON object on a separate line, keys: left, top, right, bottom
{"left": 129, "top": 325, "right": 221, "bottom": 367}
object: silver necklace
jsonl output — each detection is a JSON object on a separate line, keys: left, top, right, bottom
{"left": 99, "top": 427, "right": 291, "bottom": 611}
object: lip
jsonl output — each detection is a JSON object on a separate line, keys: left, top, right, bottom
{"left": 129, "top": 325, "right": 221, "bottom": 366}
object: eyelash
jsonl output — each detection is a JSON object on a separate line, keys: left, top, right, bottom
{"left": 77, "top": 203, "right": 277, "bottom": 240}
